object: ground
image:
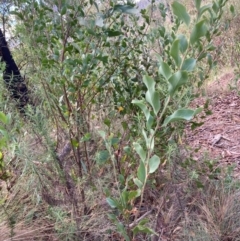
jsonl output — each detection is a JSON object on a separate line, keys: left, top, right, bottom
{"left": 185, "top": 71, "right": 240, "bottom": 178}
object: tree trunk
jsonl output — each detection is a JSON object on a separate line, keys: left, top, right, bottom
{"left": 0, "top": 28, "right": 28, "bottom": 112}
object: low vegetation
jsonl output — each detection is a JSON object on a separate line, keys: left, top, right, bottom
{"left": 0, "top": 0, "right": 240, "bottom": 240}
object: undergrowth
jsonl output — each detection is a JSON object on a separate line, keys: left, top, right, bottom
{"left": 0, "top": 0, "right": 240, "bottom": 240}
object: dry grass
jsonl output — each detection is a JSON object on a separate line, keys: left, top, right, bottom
{"left": 148, "top": 149, "right": 240, "bottom": 241}
{"left": 0, "top": 218, "right": 57, "bottom": 241}
{"left": 183, "top": 181, "right": 240, "bottom": 241}
{"left": 1, "top": 1, "right": 240, "bottom": 241}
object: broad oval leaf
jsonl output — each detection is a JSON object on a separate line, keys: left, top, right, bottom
{"left": 148, "top": 130, "right": 155, "bottom": 151}
{"left": 106, "top": 197, "right": 118, "bottom": 208}
{"left": 171, "top": 1, "right": 190, "bottom": 25}
{"left": 132, "top": 99, "right": 154, "bottom": 129}
{"left": 137, "top": 160, "right": 146, "bottom": 184}
{"left": 142, "top": 129, "right": 150, "bottom": 149}
{"left": 194, "top": 0, "right": 201, "bottom": 11}
{"left": 177, "top": 34, "right": 188, "bottom": 54}
{"left": 61, "top": 6, "right": 67, "bottom": 15}
{"left": 132, "top": 99, "right": 149, "bottom": 117}
{"left": 170, "top": 39, "right": 182, "bottom": 68}
{"left": 145, "top": 91, "right": 160, "bottom": 116}
{"left": 133, "top": 142, "right": 146, "bottom": 162}
{"left": 142, "top": 129, "right": 155, "bottom": 151}
{"left": 133, "top": 178, "right": 143, "bottom": 189}
{"left": 143, "top": 75, "right": 155, "bottom": 91}
{"left": 168, "top": 71, "right": 188, "bottom": 96}
{"left": 190, "top": 20, "right": 208, "bottom": 45}
{"left": 149, "top": 155, "right": 160, "bottom": 174}
{"left": 143, "top": 76, "right": 161, "bottom": 115}
{"left": 230, "top": 5, "right": 235, "bottom": 15}
{"left": 212, "top": 1, "right": 219, "bottom": 14}
{"left": 181, "top": 58, "right": 196, "bottom": 72}
{"left": 159, "top": 61, "right": 172, "bottom": 80}
{"left": 163, "top": 108, "right": 203, "bottom": 126}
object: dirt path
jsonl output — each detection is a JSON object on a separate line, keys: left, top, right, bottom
{"left": 185, "top": 72, "right": 240, "bottom": 178}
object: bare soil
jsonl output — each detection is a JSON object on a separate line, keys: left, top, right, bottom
{"left": 185, "top": 72, "right": 240, "bottom": 178}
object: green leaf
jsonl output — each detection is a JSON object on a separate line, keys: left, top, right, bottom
{"left": 71, "top": 42, "right": 81, "bottom": 53}
{"left": 138, "top": 160, "right": 146, "bottom": 184}
{"left": 106, "top": 197, "right": 118, "bottom": 208}
{"left": 212, "top": 1, "right": 219, "bottom": 14}
{"left": 81, "top": 133, "right": 91, "bottom": 142}
{"left": 104, "top": 118, "right": 111, "bottom": 128}
{"left": 61, "top": 6, "right": 67, "bottom": 15}
{"left": 10, "top": 11, "right": 24, "bottom": 20}
{"left": 159, "top": 61, "right": 172, "bottom": 80}
{"left": 133, "top": 178, "right": 143, "bottom": 189}
{"left": 108, "top": 213, "right": 117, "bottom": 221}
{"left": 113, "top": 5, "right": 138, "bottom": 15}
{"left": 171, "top": 1, "right": 190, "bottom": 25}
{"left": 178, "top": 34, "right": 188, "bottom": 54}
{"left": 128, "top": 190, "right": 141, "bottom": 201}
{"left": 170, "top": 39, "right": 182, "bottom": 68}
{"left": 142, "top": 129, "right": 155, "bottom": 151}
{"left": 106, "top": 30, "right": 122, "bottom": 37}
{"left": 0, "top": 112, "right": 8, "bottom": 124}
{"left": 195, "top": 180, "right": 204, "bottom": 188}
{"left": 71, "top": 139, "right": 79, "bottom": 148}
{"left": 163, "top": 108, "right": 203, "bottom": 126}
{"left": 143, "top": 76, "right": 161, "bottom": 115}
{"left": 133, "top": 224, "right": 158, "bottom": 236}
{"left": 197, "top": 52, "right": 207, "bottom": 61}
{"left": 230, "top": 5, "right": 235, "bottom": 15}
{"left": 123, "top": 146, "right": 131, "bottom": 154}
{"left": 190, "top": 20, "right": 208, "bottom": 44}
{"left": 206, "top": 44, "right": 216, "bottom": 51}
{"left": 96, "top": 54, "right": 108, "bottom": 64}
{"left": 199, "top": 4, "right": 212, "bottom": 16}
{"left": 0, "top": 136, "right": 7, "bottom": 148}
{"left": 181, "top": 58, "right": 196, "bottom": 72}
{"left": 138, "top": 219, "right": 148, "bottom": 226}
{"left": 132, "top": 99, "right": 154, "bottom": 129}
{"left": 116, "top": 222, "right": 131, "bottom": 241}
{"left": 110, "top": 137, "right": 119, "bottom": 146}
{"left": 95, "top": 150, "right": 109, "bottom": 165}
{"left": 168, "top": 71, "right": 188, "bottom": 96}
{"left": 194, "top": 0, "right": 201, "bottom": 11}
{"left": 121, "top": 190, "right": 128, "bottom": 204}
{"left": 121, "top": 121, "right": 128, "bottom": 130}
{"left": 207, "top": 54, "right": 213, "bottom": 68}
{"left": 98, "top": 130, "right": 106, "bottom": 139}
{"left": 149, "top": 155, "right": 160, "bottom": 174}
{"left": 133, "top": 142, "right": 146, "bottom": 162}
